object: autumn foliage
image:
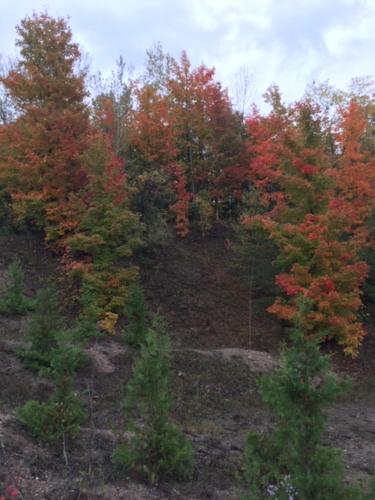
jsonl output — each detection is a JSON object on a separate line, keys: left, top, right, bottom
{"left": 127, "top": 52, "right": 246, "bottom": 236}
{"left": 0, "top": 13, "right": 374, "bottom": 354}
{"left": 243, "top": 96, "right": 375, "bottom": 355}
{"left": 0, "top": 14, "right": 90, "bottom": 235}
{"left": 0, "top": 13, "right": 140, "bottom": 325}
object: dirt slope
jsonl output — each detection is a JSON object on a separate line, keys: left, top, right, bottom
{"left": 0, "top": 230, "right": 374, "bottom": 499}
{"left": 140, "top": 228, "right": 281, "bottom": 352}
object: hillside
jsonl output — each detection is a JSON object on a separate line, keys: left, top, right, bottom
{"left": 0, "top": 230, "right": 374, "bottom": 499}
{"left": 0, "top": 9, "right": 374, "bottom": 500}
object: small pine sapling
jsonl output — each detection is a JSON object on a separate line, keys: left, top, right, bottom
{"left": 17, "top": 332, "right": 86, "bottom": 464}
{"left": 241, "top": 301, "right": 374, "bottom": 499}
{"left": 40, "top": 343, "right": 87, "bottom": 379}
{"left": 113, "top": 317, "right": 193, "bottom": 483}
{"left": 18, "top": 287, "right": 64, "bottom": 372}
{"left": 17, "top": 374, "right": 86, "bottom": 464}
{"left": 17, "top": 376, "right": 85, "bottom": 443}
{"left": 72, "top": 287, "right": 102, "bottom": 341}
{"left": 0, "top": 261, "right": 32, "bottom": 315}
{"left": 123, "top": 283, "right": 148, "bottom": 347}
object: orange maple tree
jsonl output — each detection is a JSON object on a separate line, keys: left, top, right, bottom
{"left": 0, "top": 13, "right": 90, "bottom": 240}
{"left": 128, "top": 52, "right": 246, "bottom": 236}
{"left": 0, "top": 13, "right": 141, "bottom": 326}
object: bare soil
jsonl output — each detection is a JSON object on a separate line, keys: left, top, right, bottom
{"left": 0, "top": 229, "right": 374, "bottom": 499}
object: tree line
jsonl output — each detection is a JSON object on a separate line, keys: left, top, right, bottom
{"left": 0, "top": 13, "right": 374, "bottom": 351}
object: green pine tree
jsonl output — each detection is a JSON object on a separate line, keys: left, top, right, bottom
{"left": 0, "top": 261, "right": 31, "bottom": 315}
{"left": 242, "top": 301, "right": 374, "bottom": 499}
{"left": 17, "top": 370, "right": 86, "bottom": 468}
{"left": 113, "top": 318, "right": 193, "bottom": 483}
{"left": 72, "top": 285, "right": 102, "bottom": 340}
{"left": 17, "top": 322, "right": 87, "bottom": 463}
{"left": 17, "top": 375, "right": 86, "bottom": 444}
{"left": 27, "top": 287, "right": 62, "bottom": 350}
{"left": 123, "top": 283, "right": 148, "bottom": 347}
{"left": 19, "top": 283, "right": 87, "bottom": 374}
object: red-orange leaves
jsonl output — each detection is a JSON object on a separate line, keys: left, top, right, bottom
{"left": 0, "top": 13, "right": 90, "bottom": 235}
{"left": 127, "top": 51, "right": 245, "bottom": 235}
{"left": 0, "top": 13, "right": 141, "bottom": 326}
{"left": 332, "top": 100, "right": 375, "bottom": 230}
{"left": 169, "top": 163, "right": 192, "bottom": 237}
{"left": 131, "top": 84, "right": 178, "bottom": 166}
{"left": 244, "top": 96, "right": 374, "bottom": 355}
{"left": 275, "top": 274, "right": 304, "bottom": 297}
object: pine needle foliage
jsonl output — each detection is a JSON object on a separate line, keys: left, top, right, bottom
{"left": 0, "top": 261, "right": 32, "bottom": 315}
{"left": 17, "top": 375, "right": 86, "bottom": 444}
{"left": 18, "top": 287, "right": 62, "bottom": 371}
{"left": 242, "top": 301, "right": 375, "bottom": 499}
{"left": 123, "top": 283, "right": 148, "bottom": 347}
{"left": 18, "top": 286, "right": 86, "bottom": 375}
{"left": 113, "top": 318, "right": 193, "bottom": 484}
{"left": 17, "top": 314, "right": 87, "bottom": 450}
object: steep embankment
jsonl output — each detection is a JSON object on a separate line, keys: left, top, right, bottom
{"left": 0, "top": 230, "right": 374, "bottom": 499}
{"left": 140, "top": 227, "right": 281, "bottom": 352}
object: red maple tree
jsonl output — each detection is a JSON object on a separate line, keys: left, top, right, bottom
{"left": 243, "top": 95, "right": 375, "bottom": 355}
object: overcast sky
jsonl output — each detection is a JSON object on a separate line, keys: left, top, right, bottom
{"left": 1, "top": 0, "right": 374, "bottom": 108}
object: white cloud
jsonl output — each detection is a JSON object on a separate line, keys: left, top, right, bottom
{"left": 0, "top": 0, "right": 373, "bottom": 109}
{"left": 190, "top": 0, "right": 271, "bottom": 32}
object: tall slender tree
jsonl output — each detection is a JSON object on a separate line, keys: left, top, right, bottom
{"left": 0, "top": 13, "right": 90, "bottom": 238}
